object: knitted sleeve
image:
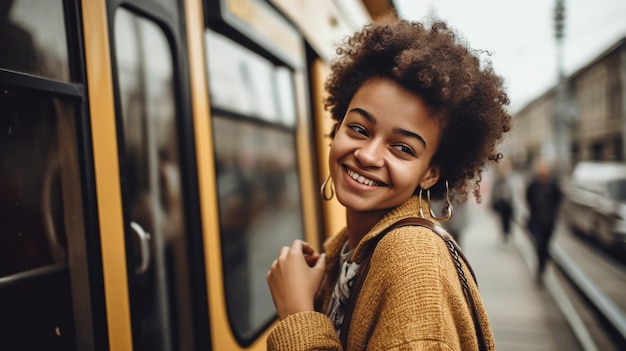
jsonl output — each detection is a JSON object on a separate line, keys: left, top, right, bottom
{"left": 266, "top": 311, "right": 342, "bottom": 351}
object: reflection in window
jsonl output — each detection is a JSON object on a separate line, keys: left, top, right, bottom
{"left": 0, "top": 90, "right": 80, "bottom": 275}
{"left": 0, "top": 87, "right": 81, "bottom": 350}
{"left": 275, "top": 66, "right": 297, "bottom": 126}
{"left": 213, "top": 116, "right": 305, "bottom": 341}
{"left": 205, "top": 26, "right": 304, "bottom": 343}
{"left": 205, "top": 30, "right": 297, "bottom": 127}
{"left": 115, "top": 8, "right": 189, "bottom": 351}
{"left": 0, "top": 0, "right": 70, "bottom": 81}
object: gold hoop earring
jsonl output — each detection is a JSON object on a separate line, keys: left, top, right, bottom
{"left": 320, "top": 174, "right": 334, "bottom": 201}
{"left": 418, "top": 180, "right": 453, "bottom": 222}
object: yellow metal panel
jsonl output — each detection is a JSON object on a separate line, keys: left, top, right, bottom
{"left": 294, "top": 69, "right": 322, "bottom": 250}
{"left": 311, "top": 59, "right": 346, "bottom": 238}
{"left": 80, "top": 1, "right": 133, "bottom": 350}
{"left": 184, "top": 0, "right": 269, "bottom": 349}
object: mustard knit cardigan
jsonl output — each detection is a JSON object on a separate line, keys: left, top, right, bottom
{"left": 267, "top": 196, "right": 495, "bottom": 350}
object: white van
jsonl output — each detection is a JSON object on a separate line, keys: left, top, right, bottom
{"left": 563, "top": 161, "right": 626, "bottom": 250}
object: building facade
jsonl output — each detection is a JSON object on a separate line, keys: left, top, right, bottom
{"left": 512, "top": 37, "right": 626, "bottom": 171}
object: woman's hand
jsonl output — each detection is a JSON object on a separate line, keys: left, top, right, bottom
{"left": 267, "top": 240, "right": 326, "bottom": 320}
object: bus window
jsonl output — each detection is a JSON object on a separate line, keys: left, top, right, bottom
{"left": 205, "top": 28, "right": 305, "bottom": 343}
{"left": 0, "top": 0, "right": 70, "bottom": 82}
{"left": 0, "top": 86, "right": 82, "bottom": 350}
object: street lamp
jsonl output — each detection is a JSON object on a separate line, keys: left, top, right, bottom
{"left": 552, "top": 0, "right": 575, "bottom": 179}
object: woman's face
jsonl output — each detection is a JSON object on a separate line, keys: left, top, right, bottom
{"left": 329, "top": 77, "right": 442, "bottom": 214}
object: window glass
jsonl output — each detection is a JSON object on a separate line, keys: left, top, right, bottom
{"left": 205, "top": 26, "right": 304, "bottom": 343}
{"left": 213, "top": 116, "right": 305, "bottom": 340}
{"left": 0, "top": 88, "right": 80, "bottom": 276}
{"left": 206, "top": 30, "right": 297, "bottom": 127}
{"left": 275, "top": 66, "right": 297, "bottom": 126}
{"left": 0, "top": 86, "right": 81, "bottom": 350}
{"left": 114, "top": 8, "right": 190, "bottom": 350}
{"left": 0, "top": 0, "right": 70, "bottom": 81}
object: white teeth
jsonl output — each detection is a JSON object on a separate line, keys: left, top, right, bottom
{"left": 347, "top": 169, "right": 377, "bottom": 186}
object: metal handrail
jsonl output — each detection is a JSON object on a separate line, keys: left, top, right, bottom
{"left": 0, "top": 263, "right": 68, "bottom": 290}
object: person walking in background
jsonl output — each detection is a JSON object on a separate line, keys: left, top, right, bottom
{"left": 525, "top": 159, "right": 562, "bottom": 282}
{"left": 490, "top": 160, "right": 514, "bottom": 244}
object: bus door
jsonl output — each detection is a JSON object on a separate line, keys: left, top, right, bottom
{"left": 108, "top": 1, "right": 207, "bottom": 350}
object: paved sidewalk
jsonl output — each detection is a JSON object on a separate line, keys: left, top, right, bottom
{"left": 460, "top": 202, "right": 581, "bottom": 351}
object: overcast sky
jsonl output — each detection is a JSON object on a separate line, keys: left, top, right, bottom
{"left": 394, "top": 0, "right": 626, "bottom": 113}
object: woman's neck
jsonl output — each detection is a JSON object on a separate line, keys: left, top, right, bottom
{"left": 345, "top": 209, "right": 388, "bottom": 250}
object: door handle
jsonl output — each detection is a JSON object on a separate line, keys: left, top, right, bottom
{"left": 130, "top": 221, "right": 151, "bottom": 275}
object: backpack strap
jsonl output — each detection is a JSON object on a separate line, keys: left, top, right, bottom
{"left": 339, "top": 218, "right": 487, "bottom": 351}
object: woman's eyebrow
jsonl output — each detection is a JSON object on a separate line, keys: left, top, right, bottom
{"left": 349, "top": 107, "right": 376, "bottom": 123}
{"left": 393, "top": 128, "right": 427, "bottom": 148}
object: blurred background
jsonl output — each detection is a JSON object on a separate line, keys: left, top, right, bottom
{"left": 389, "top": 1, "right": 626, "bottom": 350}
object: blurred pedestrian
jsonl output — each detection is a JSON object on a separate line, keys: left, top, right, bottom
{"left": 490, "top": 161, "right": 514, "bottom": 244}
{"left": 525, "top": 159, "right": 562, "bottom": 282}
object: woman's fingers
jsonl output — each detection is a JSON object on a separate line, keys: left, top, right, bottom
{"left": 298, "top": 240, "right": 316, "bottom": 256}
{"left": 291, "top": 240, "right": 322, "bottom": 267}
{"left": 266, "top": 240, "right": 326, "bottom": 319}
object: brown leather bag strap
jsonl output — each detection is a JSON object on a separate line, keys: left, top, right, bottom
{"left": 339, "top": 221, "right": 397, "bottom": 348}
{"left": 339, "top": 218, "right": 487, "bottom": 351}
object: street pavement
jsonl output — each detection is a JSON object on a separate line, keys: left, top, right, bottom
{"left": 459, "top": 200, "right": 582, "bottom": 351}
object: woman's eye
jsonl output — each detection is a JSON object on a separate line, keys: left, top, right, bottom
{"left": 348, "top": 124, "right": 368, "bottom": 136}
{"left": 393, "top": 144, "right": 415, "bottom": 156}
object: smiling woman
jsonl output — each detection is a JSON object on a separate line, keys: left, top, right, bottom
{"left": 266, "top": 15, "right": 511, "bottom": 351}
{"left": 329, "top": 77, "right": 441, "bottom": 222}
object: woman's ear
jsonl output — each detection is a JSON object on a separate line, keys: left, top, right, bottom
{"left": 419, "top": 165, "right": 440, "bottom": 190}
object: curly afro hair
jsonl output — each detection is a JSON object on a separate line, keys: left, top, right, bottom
{"left": 324, "top": 17, "right": 511, "bottom": 203}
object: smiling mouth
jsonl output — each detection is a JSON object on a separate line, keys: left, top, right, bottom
{"left": 345, "top": 167, "right": 384, "bottom": 187}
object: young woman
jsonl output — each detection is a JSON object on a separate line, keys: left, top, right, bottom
{"left": 266, "top": 16, "right": 510, "bottom": 350}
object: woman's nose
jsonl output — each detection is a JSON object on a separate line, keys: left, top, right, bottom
{"left": 354, "top": 140, "right": 384, "bottom": 168}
